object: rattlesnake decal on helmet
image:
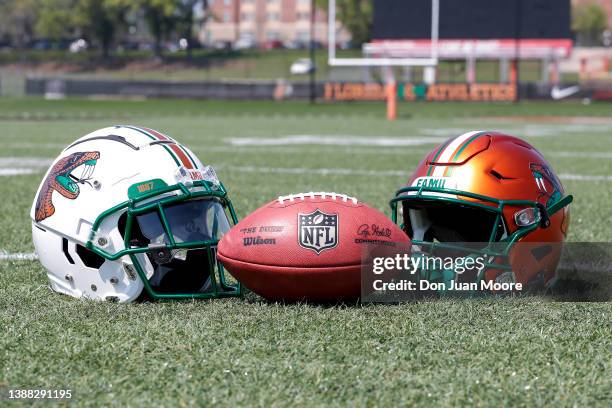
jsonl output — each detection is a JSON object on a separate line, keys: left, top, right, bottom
{"left": 34, "top": 151, "right": 100, "bottom": 222}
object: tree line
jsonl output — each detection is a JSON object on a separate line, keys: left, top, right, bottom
{"left": 1, "top": 0, "right": 608, "bottom": 61}
{"left": 0, "top": 0, "right": 374, "bottom": 59}
{"left": 0, "top": 0, "right": 208, "bottom": 57}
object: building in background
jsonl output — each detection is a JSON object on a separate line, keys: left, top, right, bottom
{"left": 200, "top": 0, "right": 350, "bottom": 47}
{"left": 572, "top": 0, "right": 612, "bottom": 23}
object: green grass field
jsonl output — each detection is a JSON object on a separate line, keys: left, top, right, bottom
{"left": 0, "top": 98, "right": 610, "bottom": 406}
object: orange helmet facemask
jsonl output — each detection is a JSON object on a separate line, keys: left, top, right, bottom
{"left": 390, "top": 131, "right": 573, "bottom": 293}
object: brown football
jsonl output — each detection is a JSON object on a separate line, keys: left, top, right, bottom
{"left": 217, "top": 192, "right": 410, "bottom": 302}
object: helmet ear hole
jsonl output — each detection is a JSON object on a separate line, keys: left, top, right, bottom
{"left": 76, "top": 244, "right": 105, "bottom": 269}
{"left": 62, "top": 237, "right": 76, "bottom": 265}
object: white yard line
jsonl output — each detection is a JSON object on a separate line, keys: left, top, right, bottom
{"left": 2, "top": 162, "right": 611, "bottom": 181}
{"left": 0, "top": 157, "right": 53, "bottom": 167}
{"left": 220, "top": 165, "right": 612, "bottom": 181}
{"left": 559, "top": 173, "right": 612, "bottom": 181}
{"left": 220, "top": 165, "right": 407, "bottom": 177}
{"left": 191, "top": 146, "right": 431, "bottom": 155}
{"left": 550, "top": 152, "right": 612, "bottom": 158}
{"left": 227, "top": 135, "right": 445, "bottom": 147}
{"left": 0, "top": 168, "right": 37, "bottom": 176}
{"left": 209, "top": 147, "right": 612, "bottom": 158}
{"left": 0, "top": 155, "right": 612, "bottom": 182}
{"left": 558, "top": 261, "right": 612, "bottom": 274}
{"left": 4, "top": 143, "right": 67, "bottom": 150}
{"left": 0, "top": 251, "right": 38, "bottom": 261}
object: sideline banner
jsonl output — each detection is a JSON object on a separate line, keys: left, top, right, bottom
{"left": 324, "top": 82, "right": 517, "bottom": 102}
{"left": 26, "top": 77, "right": 610, "bottom": 101}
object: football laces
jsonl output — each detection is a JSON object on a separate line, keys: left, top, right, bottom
{"left": 277, "top": 192, "right": 358, "bottom": 204}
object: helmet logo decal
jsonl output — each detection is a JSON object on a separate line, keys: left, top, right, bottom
{"left": 298, "top": 210, "right": 338, "bottom": 254}
{"left": 414, "top": 176, "right": 451, "bottom": 189}
{"left": 530, "top": 163, "right": 562, "bottom": 207}
{"left": 409, "top": 176, "right": 457, "bottom": 198}
{"left": 34, "top": 151, "right": 100, "bottom": 222}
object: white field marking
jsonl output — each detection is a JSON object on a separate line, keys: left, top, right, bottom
{"left": 444, "top": 123, "right": 612, "bottom": 137}
{"left": 0, "top": 157, "right": 53, "bottom": 167}
{"left": 194, "top": 145, "right": 432, "bottom": 156}
{"left": 518, "top": 124, "right": 612, "bottom": 137}
{"left": 2, "top": 156, "right": 611, "bottom": 181}
{"left": 0, "top": 168, "right": 37, "bottom": 176}
{"left": 0, "top": 251, "right": 38, "bottom": 261}
{"left": 220, "top": 165, "right": 406, "bottom": 177}
{"left": 3, "top": 141, "right": 434, "bottom": 155}
{"left": 227, "top": 135, "right": 445, "bottom": 147}
{"left": 468, "top": 116, "right": 612, "bottom": 125}
{"left": 203, "top": 146, "right": 612, "bottom": 158}
{"left": 219, "top": 165, "right": 612, "bottom": 182}
{"left": 559, "top": 173, "right": 612, "bottom": 181}
{"left": 20, "top": 144, "right": 612, "bottom": 159}
{"left": 558, "top": 261, "right": 612, "bottom": 274}
{"left": 5, "top": 142, "right": 67, "bottom": 150}
{"left": 550, "top": 151, "right": 612, "bottom": 159}
{"left": 0, "top": 157, "right": 52, "bottom": 176}
{"left": 7, "top": 165, "right": 611, "bottom": 181}
{"left": 425, "top": 124, "right": 612, "bottom": 135}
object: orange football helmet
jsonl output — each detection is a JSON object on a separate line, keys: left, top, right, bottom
{"left": 390, "top": 131, "right": 573, "bottom": 292}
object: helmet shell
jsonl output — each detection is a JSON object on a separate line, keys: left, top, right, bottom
{"left": 400, "top": 131, "right": 571, "bottom": 288}
{"left": 31, "top": 126, "right": 211, "bottom": 302}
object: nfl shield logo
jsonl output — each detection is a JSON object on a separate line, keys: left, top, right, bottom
{"left": 298, "top": 209, "right": 338, "bottom": 254}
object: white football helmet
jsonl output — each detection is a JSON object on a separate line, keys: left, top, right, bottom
{"left": 30, "top": 125, "right": 241, "bottom": 302}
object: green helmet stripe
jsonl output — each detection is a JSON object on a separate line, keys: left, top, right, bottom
{"left": 427, "top": 138, "right": 452, "bottom": 176}
{"left": 446, "top": 131, "right": 487, "bottom": 176}
{"left": 451, "top": 131, "right": 486, "bottom": 163}
{"left": 121, "top": 125, "right": 181, "bottom": 167}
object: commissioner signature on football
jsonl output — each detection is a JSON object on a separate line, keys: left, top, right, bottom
{"left": 357, "top": 224, "right": 392, "bottom": 239}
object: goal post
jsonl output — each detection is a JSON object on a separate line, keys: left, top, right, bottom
{"left": 327, "top": 0, "right": 440, "bottom": 119}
